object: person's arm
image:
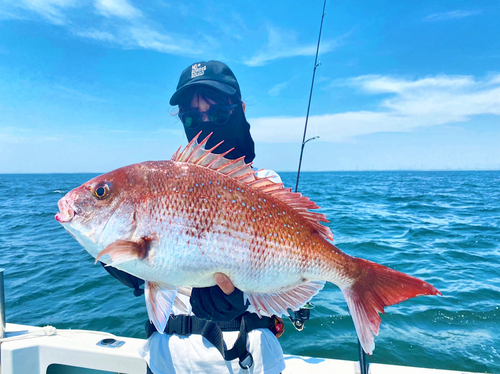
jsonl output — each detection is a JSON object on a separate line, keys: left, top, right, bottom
{"left": 101, "top": 262, "right": 246, "bottom": 321}
{"left": 100, "top": 262, "right": 145, "bottom": 296}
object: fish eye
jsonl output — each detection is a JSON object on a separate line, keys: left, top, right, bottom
{"left": 92, "top": 182, "right": 110, "bottom": 200}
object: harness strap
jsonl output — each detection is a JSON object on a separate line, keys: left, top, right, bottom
{"left": 149, "top": 313, "right": 273, "bottom": 369}
{"left": 223, "top": 315, "right": 253, "bottom": 369}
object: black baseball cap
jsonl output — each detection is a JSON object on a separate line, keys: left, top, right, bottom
{"left": 169, "top": 60, "right": 242, "bottom": 106}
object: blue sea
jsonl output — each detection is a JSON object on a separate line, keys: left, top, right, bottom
{"left": 0, "top": 171, "right": 499, "bottom": 373}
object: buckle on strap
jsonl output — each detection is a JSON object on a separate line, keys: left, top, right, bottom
{"left": 168, "top": 315, "right": 193, "bottom": 335}
{"left": 239, "top": 352, "right": 254, "bottom": 370}
{"left": 224, "top": 314, "right": 254, "bottom": 370}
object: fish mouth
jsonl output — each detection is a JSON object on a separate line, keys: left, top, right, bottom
{"left": 55, "top": 197, "right": 76, "bottom": 223}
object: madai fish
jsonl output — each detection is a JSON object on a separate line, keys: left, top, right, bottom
{"left": 55, "top": 133, "right": 441, "bottom": 354}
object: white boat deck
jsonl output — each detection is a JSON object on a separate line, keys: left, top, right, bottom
{"left": 0, "top": 323, "right": 486, "bottom": 374}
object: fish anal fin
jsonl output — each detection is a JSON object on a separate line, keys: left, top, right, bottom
{"left": 95, "top": 238, "right": 150, "bottom": 265}
{"left": 341, "top": 257, "right": 442, "bottom": 355}
{"left": 172, "top": 133, "right": 333, "bottom": 241}
{"left": 246, "top": 280, "right": 325, "bottom": 317}
{"left": 176, "top": 286, "right": 192, "bottom": 298}
{"left": 172, "top": 286, "right": 191, "bottom": 313}
{"left": 173, "top": 296, "right": 188, "bottom": 313}
{"left": 145, "top": 281, "right": 177, "bottom": 333}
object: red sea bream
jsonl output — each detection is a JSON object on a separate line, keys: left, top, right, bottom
{"left": 55, "top": 134, "right": 441, "bottom": 354}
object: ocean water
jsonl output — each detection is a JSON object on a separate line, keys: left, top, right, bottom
{"left": 0, "top": 171, "right": 498, "bottom": 373}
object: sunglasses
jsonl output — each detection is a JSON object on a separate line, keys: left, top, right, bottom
{"left": 179, "top": 104, "right": 240, "bottom": 129}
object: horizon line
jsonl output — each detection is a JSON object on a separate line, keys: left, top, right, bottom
{"left": 1, "top": 169, "right": 499, "bottom": 175}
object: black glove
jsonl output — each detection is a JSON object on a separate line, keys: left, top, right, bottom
{"left": 190, "top": 285, "right": 250, "bottom": 322}
{"left": 100, "top": 262, "right": 145, "bottom": 296}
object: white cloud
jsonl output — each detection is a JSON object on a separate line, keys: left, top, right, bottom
{"left": 268, "top": 81, "right": 290, "bottom": 96}
{"left": 3, "top": 0, "right": 78, "bottom": 25}
{"left": 94, "top": 0, "right": 141, "bottom": 19}
{"left": 424, "top": 10, "right": 481, "bottom": 22}
{"left": 127, "top": 26, "right": 189, "bottom": 54}
{"left": 249, "top": 74, "right": 500, "bottom": 143}
{"left": 244, "top": 26, "right": 344, "bottom": 67}
{"left": 2, "top": 0, "right": 201, "bottom": 56}
{"left": 2, "top": 2, "right": 343, "bottom": 63}
{"left": 350, "top": 75, "right": 477, "bottom": 94}
{"left": 74, "top": 29, "right": 116, "bottom": 42}
{"left": 74, "top": 24, "right": 202, "bottom": 56}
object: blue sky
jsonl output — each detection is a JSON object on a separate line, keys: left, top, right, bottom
{"left": 0, "top": 0, "right": 499, "bottom": 173}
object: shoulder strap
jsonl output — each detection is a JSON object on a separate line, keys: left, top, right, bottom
{"left": 223, "top": 315, "right": 254, "bottom": 369}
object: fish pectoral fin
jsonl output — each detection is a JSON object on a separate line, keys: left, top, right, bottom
{"left": 95, "top": 238, "right": 150, "bottom": 266}
{"left": 246, "top": 280, "right": 325, "bottom": 317}
{"left": 145, "top": 281, "right": 177, "bottom": 333}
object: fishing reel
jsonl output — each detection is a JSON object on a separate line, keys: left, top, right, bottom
{"left": 287, "top": 302, "right": 315, "bottom": 331}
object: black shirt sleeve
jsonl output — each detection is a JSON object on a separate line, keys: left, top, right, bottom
{"left": 100, "top": 262, "right": 145, "bottom": 296}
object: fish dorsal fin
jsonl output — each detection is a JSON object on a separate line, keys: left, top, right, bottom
{"left": 172, "top": 132, "right": 333, "bottom": 241}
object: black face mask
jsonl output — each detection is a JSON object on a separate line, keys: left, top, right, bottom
{"left": 184, "top": 106, "right": 255, "bottom": 164}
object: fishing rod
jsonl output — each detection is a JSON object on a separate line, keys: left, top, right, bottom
{"left": 289, "top": 0, "right": 326, "bottom": 330}
{"left": 291, "top": 2, "right": 370, "bottom": 374}
{"left": 294, "top": 0, "right": 325, "bottom": 193}
{"left": 289, "top": 0, "right": 325, "bottom": 333}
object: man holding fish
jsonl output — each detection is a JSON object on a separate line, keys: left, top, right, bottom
{"left": 105, "top": 61, "right": 287, "bottom": 374}
{"left": 55, "top": 61, "right": 440, "bottom": 374}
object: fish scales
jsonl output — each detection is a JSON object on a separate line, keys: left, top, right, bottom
{"left": 135, "top": 160, "right": 336, "bottom": 292}
{"left": 55, "top": 133, "right": 441, "bottom": 354}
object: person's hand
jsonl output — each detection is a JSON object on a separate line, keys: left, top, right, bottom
{"left": 214, "top": 273, "right": 235, "bottom": 295}
{"left": 190, "top": 273, "right": 249, "bottom": 322}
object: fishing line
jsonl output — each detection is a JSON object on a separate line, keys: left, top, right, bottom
{"left": 292, "top": 2, "right": 370, "bottom": 373}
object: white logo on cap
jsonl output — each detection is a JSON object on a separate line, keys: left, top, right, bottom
{"left": 191, "top": 63, "right": 206, "bottom": 78}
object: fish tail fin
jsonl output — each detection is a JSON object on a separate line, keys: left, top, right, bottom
{"left": 340, "top": 256, "right": 441, "bottom": 355}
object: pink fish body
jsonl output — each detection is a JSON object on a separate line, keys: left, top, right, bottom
{"left": 55, "top": 134, "right": 440, "bottom": 354}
